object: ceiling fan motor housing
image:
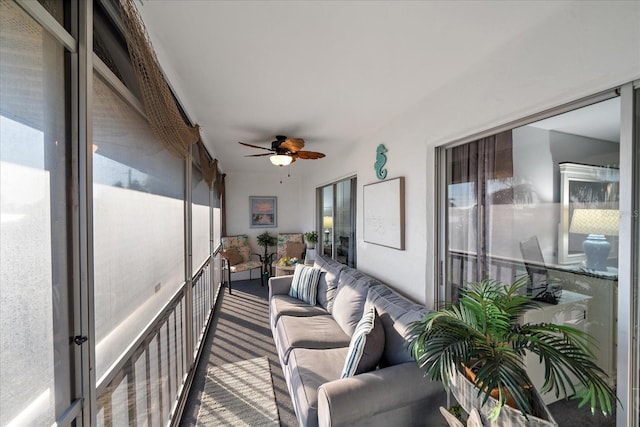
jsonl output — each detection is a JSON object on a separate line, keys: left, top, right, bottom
{"left": 272, "top": 135, "right": 288, "bottom": 153}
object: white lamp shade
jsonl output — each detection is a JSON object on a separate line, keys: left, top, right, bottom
{"left": 270, "top": 154, "right": 293, "bottom": 166}
{"left": 569, "top": 209, "right": 619, "bottom": 236}
{"left": 323, "top": 216, "right": 333, "bottom": 229}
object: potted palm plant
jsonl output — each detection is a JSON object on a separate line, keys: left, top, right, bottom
{"left": 256, "top": 231, "right": 277, "bottom": 278}
{"left": 408, "top": 278, "right": 616, "bottom": 424}
{"left": 256, "top": 231, "right": 277, "bottom": 258}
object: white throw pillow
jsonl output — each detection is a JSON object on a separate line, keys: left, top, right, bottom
{"left": 288, "top": 264, "right": 321, "bottom": 305}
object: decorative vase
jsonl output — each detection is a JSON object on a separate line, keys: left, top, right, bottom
{"left": 304, "top": 248, "right": 316, "bottom": 265}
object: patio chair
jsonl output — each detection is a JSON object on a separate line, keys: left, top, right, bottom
{"left": 220, "top": 234, "right": 263, "bottom": 294}
{"left": 272, "top": 233, "right": 306, "bottom": 268}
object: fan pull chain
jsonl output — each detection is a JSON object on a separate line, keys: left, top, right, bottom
{"left": 279, "top": 166, "right": 292, "bottom": 184}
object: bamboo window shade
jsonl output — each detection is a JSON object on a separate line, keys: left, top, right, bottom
{"left": 197, "top": 140, "right": 225, "bottom": 190}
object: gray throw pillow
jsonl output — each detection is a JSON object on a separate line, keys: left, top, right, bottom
{"left": 314, "top": 256, "right": 345, "bottom": 312}
{"left": 332, "top": 269, "right": 375, "bottom": 336}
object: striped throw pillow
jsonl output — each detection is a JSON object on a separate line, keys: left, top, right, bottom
{"left": 340, "top": 306, "right": 384, "bottom": 378}
{"left": 288, "top": 264, "right": 321, "bottom": 305}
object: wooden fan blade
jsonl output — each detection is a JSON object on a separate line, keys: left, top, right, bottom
{"left": 239, "top": 141, "right": 274, "bottom": 151}
{"left": 295, "top": 150, "right": 325, "bottom": 160}
{"left": 281, "top": 138, "right": 305, "bottom": 153}
{"left": 244, "top": 153, "right": 271, "bottom": 157}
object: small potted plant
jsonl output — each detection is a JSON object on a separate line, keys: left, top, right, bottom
{"left": 256, "top": 231, "right": 277, "bottom": 257}
{"left": 408, "top": 278, "right": 617, "bottom": 424}
{"left": 256, "top": 231, "right": 277, "bottom": 275}
{"left": 304, "top": 231, "right": 318, "bottom": 249}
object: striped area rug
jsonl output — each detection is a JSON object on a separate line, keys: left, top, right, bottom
{"left": 196, "top": 356, "right": 280, "bottom": 426}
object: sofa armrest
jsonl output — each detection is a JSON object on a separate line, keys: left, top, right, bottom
{"left": 317, "top": 362, "right": 445, "bottom": 427}
{"left": 268, "top": 275, "right": 294, "bottom": 299}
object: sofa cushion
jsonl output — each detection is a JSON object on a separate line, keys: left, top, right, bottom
{"left": 287, "top": 347, "right": 348, "bottom": 427}
{"left": 367, "top": 284, "right": 431, "bottom": 366}
{"left": 332, "top": 269, "right": 379, "bottom": 336}
{"left": 230, "top": 260, "right": 262, "bottom": 273}
{"left": 340, "top": 306, "right": 385, "bottom": 378}
{"left": 275, "top": 315, "right": 351, "bottom": 364}
{"left": 270, "top": 294, "right": 329, "bottom": 327}
{"left": 314, "top": 255, "right": 346, "bottom": 312}
{"left": 289, "top": 264, "right": 322, "bottom": 305}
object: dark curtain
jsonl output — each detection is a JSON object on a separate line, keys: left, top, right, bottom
{"left": 449, "top": 130, "right": 513, "bottom": 281}
{"left": 450, "top": 131, "right": 513, "bottom": 184}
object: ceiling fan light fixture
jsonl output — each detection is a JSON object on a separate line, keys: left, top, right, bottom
{"left": 270, "top": 154, "right": 293, "bottom": 166}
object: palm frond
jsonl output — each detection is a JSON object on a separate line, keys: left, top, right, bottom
{"left": 514, "top": 322, "right": 616, "bottom": 415}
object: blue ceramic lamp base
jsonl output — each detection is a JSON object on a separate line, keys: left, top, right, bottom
{"left": 583, "top": 234, "right": 611, "bottom": 272}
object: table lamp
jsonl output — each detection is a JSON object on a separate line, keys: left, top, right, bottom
{"left": 323, "top": 216, "right": 333, "bottom": 245}
{"left": 569, "top": 208, "right": 619, "bottom": 271}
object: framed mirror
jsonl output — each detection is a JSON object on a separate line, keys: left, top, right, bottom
{"left": 558, "top": 162, "right": 619, "bottom": 265}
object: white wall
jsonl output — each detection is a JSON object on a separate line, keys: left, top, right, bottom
{"left": 225, "top": 170, "right": 306, "bottom": 279}
{"left": 302, "top": 2, "right": 639, "bottom": 307}
{"left": 225, "top": 2, "right": 640, "bottom": 304}
{"left": 302, "top": 126, "right": 430, "bottom": 304}
{"left": 512, "top": 126, "right": 554, "bottom": 202}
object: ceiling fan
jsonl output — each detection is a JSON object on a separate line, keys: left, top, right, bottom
{"left": 239, "top": 135, "right": 326, "bottom": 166}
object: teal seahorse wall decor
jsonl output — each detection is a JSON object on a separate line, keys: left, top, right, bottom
{"left": 374, "top": 144, "right": 388, "bottom": 180}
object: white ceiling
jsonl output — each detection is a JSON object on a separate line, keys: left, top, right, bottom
{"left": 136, "top": 1, "right": 615, "bottom": 174}
{"left": 527, "top": 97, "right": 620, "bottom": 143}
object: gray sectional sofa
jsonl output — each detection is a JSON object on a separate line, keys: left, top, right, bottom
{"left": 269, "top": 254, "right": 446, "bottom": 427}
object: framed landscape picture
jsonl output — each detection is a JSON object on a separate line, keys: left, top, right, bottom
{"left": 250, "top": 196, "right": 277, "bottom": 228}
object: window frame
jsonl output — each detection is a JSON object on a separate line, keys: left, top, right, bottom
{"left": 0, "top": 1, "right": 78, "bottom": 424}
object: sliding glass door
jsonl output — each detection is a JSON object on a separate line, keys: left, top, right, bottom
{"left": 318, "top": 177, "right": 357, "bottom": 267}
{"left": 442, "top": 94, "right": 622, "bottom": 422}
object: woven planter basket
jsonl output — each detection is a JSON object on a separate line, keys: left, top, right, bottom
{"left": 449, "top": 367, "right": 558, "bottom": 427}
